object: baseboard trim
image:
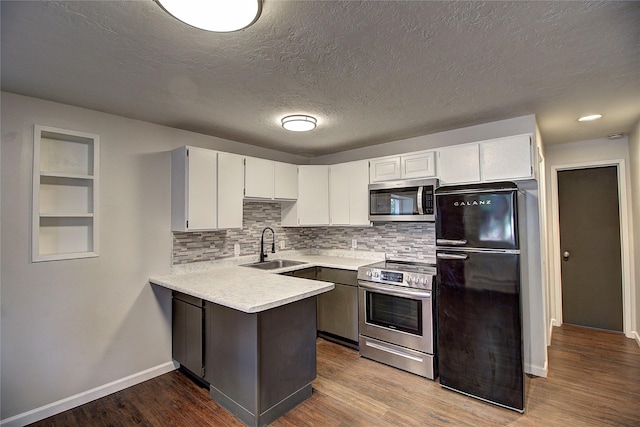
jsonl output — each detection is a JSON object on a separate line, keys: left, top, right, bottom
{"left": 1, "top": 361, "right": 178, "bottom": 427}
{"left": 634, "top": 331, "right": 640, "bottom": 348}
{"left": 524, "top": 361, "right": 548, "bottom": 378}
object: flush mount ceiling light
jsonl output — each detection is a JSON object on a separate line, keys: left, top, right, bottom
{"left": 281, "top": 115, "right": 317, "bottom": 132}
{"left": 578, "top": 114, "right": 602, "bottom": 122}
{"left": 156, "top": 0, "right": 262, "bottom": 32}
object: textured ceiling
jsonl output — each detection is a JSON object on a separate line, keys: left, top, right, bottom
{"left": 2, "top": 1, "right": 639, "bottom": 157}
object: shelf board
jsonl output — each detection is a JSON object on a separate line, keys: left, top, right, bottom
{"left": 40, "top": 172, "right": 94, "bottom": 180}
{"left": 34, "top": 251, "right": 99, "bottom": 262}
{"left": 40, "top": 213, "right": 94, "bottom": 218}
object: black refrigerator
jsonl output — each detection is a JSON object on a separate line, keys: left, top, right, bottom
{"left": 435, "top": 181, "right": 524, "bottom": 413}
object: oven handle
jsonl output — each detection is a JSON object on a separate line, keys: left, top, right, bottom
{"left": 358, "top": 281, "right": 431, "bottom": 299}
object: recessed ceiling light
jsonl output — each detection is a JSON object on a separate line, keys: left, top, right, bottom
{"left": 282, "top": 115, "right": 317, "bottom": 132}
{"left": 578, "top": 114, "right": 602, "bottom": 122}
{"left": 156, "top": 0, "right": 262, "bottom": 32}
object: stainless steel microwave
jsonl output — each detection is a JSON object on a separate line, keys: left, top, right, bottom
{"left": 369, "top": 178, "right": 438, "bottom": 222}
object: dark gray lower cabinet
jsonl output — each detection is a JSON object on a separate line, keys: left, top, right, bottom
{"left": 172, "top": 291, "right": 204, "bottom": 378}
{"left": 282, "top": 267, "right": 359, "bottom": 348}
{"left": 316, "top": 267, "right": 359, "bottom": 347}
{"left": 204, "top": 298, "right": 317, "bottom": 427}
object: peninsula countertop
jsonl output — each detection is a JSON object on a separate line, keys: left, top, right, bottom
{"left": 149, "top": 251, "right": 385, "bottom": 314}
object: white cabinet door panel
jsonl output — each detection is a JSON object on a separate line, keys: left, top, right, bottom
{"left": 438, "top": 144, "right": 480, "bottom": 185}
{"left": 186, "top": 147, "right": 217, "bottom": 230}
{"left": 401, "top": 151, "right": 436, "bottom": 179}
{"left": 329, "top": 163, "right": 351, "bottom": 225}
{"left": 217, "top": 152, "right": 243, "bottom": 229}
{"left": 348, "top": 160, "right": 371, "bottom": 226}
{"left": 244, "top": 157, "right": 274, "bottom": 199}
{"left": 370, "top": 157, "right": 401, "bottom": 182}
{"left": 298, "top": 165, "right": 329, "bottom": 225}
{"left": 481, "top": 135, "right": 533, "bottom": 181}
{"left": 274, "top": 161, "right": 298, "bottom": 200}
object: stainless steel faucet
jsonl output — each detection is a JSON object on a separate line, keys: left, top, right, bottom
{"left": 259, "top": 227, "right": 275, "bottom": 263}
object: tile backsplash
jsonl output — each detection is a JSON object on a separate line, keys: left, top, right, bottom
{"left": 173, "top": 201, "right": 436, "bottom": 264}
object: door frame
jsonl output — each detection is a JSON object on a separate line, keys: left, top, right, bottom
{"left": 549, "top": 159, "right": 634, "bottom": 338}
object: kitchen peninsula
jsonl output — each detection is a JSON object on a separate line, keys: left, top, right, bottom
{"left": 150, "top": 261, "right": 334, "bottom": 427}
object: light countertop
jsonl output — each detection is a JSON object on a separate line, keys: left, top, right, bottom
{"left": 150, "top": 250, "right": 385, "bottom": 314}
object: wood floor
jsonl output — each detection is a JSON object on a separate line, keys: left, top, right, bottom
{"left": 30, "top": 325, "right": 640, "bottom": 426}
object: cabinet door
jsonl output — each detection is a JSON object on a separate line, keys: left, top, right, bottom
{"left": 274, "top": 161, "right": 298, "bottom": 200}
{"left": 217, "top": 152, "right": 244, "bottom": 229}
{"left": 329, "top": 163, "right": 351, "bottom": 225}
{"left": 186, "top": 147, "right": 217, "bottom": 230}
{"left": 244, "top": 156, "right": 274, "bottom": 199}
{"left": 172, "top": 297, "right": 204, "bottom": 377}
{"left": 348, "top": 160, "right": 370, "bottom": 226}
{"left": 369, "top": 157, "right": 401, "bottom": 182}
{"left": 481, "top": 135, "right": 533, "bottom": 181}
{"left": 401, "top": 151, "right": 436, "bottom": 179}
{"left": 298, "top": 165, "right": 330, "bottom": 225}
{"left": 438, "top": 144, "right": 481, "bottom": 185}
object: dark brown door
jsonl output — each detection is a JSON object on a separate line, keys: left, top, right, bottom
{"left": 558, "top": 166, "right": 623, "bottom": 332}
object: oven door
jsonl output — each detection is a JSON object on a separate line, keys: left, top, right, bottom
{"left": 358, "top": 281, "right": 433, "bottom": 354}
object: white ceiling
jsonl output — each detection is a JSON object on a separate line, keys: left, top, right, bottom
{"left": 2, "top": 1, "right": 639, "bottom": 157}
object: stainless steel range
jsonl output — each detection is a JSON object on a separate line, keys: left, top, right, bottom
{"left": 357, "top": 260, "right": 437, "bottom": 379}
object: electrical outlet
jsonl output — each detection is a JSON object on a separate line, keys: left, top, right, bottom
{"left": 280, "top": 240, "right": 286, "bottom": 250}
{"left": 234, "top": 243, "right": 240, "bottom": 257}
{"left": 351, "top": 239, "right": 357, "bottom": 249}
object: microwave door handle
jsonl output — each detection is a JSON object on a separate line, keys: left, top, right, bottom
{"left": 417, "top": 187, "right": 424, "bottom": 215}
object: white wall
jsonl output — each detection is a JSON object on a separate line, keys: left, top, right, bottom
{"left": 0, "top": 92, "right": 307, "bottom": 423}
{"left": 628, "top": 120, "right": 640, "bottom": 345}
{"left": 544, "top": 137, "right": 637, "bottom": 341}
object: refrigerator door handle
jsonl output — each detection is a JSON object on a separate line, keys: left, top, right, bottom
{"left": 436, "top": 252, "right": 469, "bottom": 260}
{"left": 436, "top": 239, "right": 468, "bottom": 246}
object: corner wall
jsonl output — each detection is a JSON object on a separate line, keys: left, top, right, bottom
{"left": 0, "top": 92, "right": 306, "bottom": 424}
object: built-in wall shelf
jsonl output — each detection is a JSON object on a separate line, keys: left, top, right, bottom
{"left": 32, "top": 125, "right": 100, "bottom": 262}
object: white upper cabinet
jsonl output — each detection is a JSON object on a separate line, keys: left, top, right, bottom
{"left": 172, "top": 147, "right": 244, "bottom": 231}
{"left": 401, "top": 151, "right": 436, "bottom": 180}
{"left": 273, "top": 161, "right": 298, "bottom": 200}
{"left": 480, "top": 134, "right": 533, "bottom": 181}
{"left": 298, "top": 165, "right": 330, "bottom": 225}
{"left": 437, "top": 134, "right": 534, "bottom": 185}
{"left": 437, "top": 143, "right": 481, "bottom": 185}
{"left": 244, "top": 157, "right": 297, "bottom": 200}
{"left": 172, "top": 146, "right": 217, "bottom": 231}
{"left": 282, "top": 165, "right": 329, "bottom": 226}
{"left": 244, "top": 157, "right": 274, "bottom": 199}
{"left": 217, "top": 152, "right": 244, "bottom": 229}
{"left": 329, "top": 164, "right": 350, "bottom": 226}
{"left": 369, "top": 157, "right": 401, "bottom": 182}
{"left": 370, "top": 151, "right": 436, "bottom": 183}
{"left": 32, "top": 125, "right": 100, "bottom": 262}
{"left": 330, "top": 160, "right": 370, "bottom": 226}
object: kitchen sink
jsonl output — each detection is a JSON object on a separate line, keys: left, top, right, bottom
{"left": 241, "top": 259, "right": 307, "bottom": 270}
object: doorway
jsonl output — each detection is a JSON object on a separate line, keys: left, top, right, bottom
{"left": 557, "top": 166, "right": 623, "bottom": 332}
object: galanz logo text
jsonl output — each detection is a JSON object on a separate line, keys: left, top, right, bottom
{"left": 453, "top": 200, "right": 492, "bottom": 207}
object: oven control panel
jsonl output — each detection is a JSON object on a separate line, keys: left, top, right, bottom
{"left": 359, "top": 267, "right": 433, "bottom": 290}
